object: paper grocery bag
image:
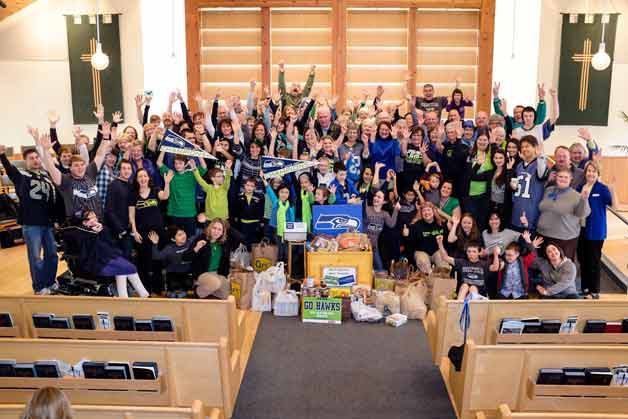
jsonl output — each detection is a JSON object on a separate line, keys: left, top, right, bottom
{"left": 251, "top": 240, "right": 278, "bottom": 273}
{"left": 230, "top": 269, "right": 256, "bottom": 310}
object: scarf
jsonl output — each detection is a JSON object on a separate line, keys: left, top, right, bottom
{"left": 548, "top": 186, "right": 570, "bottom": 201}
{"left": 276, "top": 200, "right": 290, "bottom": 239}
{"left": 301, "top": 190, "right": 313, "bottom": 232}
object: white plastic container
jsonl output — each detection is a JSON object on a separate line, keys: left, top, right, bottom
{"left": 273, "top": 290, "right": 300, "bottom": 317}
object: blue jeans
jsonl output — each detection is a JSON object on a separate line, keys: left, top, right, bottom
{"left": 22, "top": 225, "right": 58, "bottom": 292}
{"left": 373, "top": 249, "right": 384, "bottom": 272}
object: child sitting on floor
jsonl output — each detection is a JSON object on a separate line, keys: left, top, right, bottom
{"left": 148, "top": 227, "right": 195, "bottom": 298}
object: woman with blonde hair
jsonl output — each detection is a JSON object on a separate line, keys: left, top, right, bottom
{"left": 576, "top": 161, "right": 614, "bottom": 299}
{"left": 22, "top": 387, "right": 73, "bottom": 419}
{"left": 183, "top": 219, "right": 242, "bottom": 299}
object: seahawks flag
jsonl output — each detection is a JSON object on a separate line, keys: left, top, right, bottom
{"left": 557, "top": 13, "right": 618, "bottom": 126}
{"left": 66, "top": 14, "right": 123, "bottom": 124}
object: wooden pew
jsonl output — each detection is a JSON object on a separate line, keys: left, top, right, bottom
{"left": 0, "top": 295, "right": 246, "bottom": 360}
{"left": 425, "top": 297, "right": 628, "bottom": 365}
{"left": 476, "top": 403, "right": 628, "bottom": 418}
{"left": 0, "top": 400, "right": 223, "bottom": 419}
{"left": 0, "top": 338, "right": 241, "bottom": 418}
{"left": 441, "top": 341, "right": 628, "bottom": 419}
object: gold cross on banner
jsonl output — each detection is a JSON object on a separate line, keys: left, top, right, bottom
{"left": 80, "top": 38, "right": 103, "bottom": 109}
{"left": 571, "top": 38, "right": 592, "bottom": 111}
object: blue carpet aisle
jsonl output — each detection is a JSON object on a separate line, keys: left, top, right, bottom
{"left": 233, "top": 314, "right": 456, "bottom": 419}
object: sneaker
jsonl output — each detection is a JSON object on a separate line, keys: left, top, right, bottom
{"left": 36, "top": 288, "right": 51, "bottom": 295}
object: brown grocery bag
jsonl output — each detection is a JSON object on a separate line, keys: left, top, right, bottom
{"left": 230, "top": 269, "right": 256, "bottom": 310}
{"left": 400, "top": 280, "right": 428, "bottom": 320}
{"left": 251, "top": 239, "right": 278, "bottom": 272}
{"left": 394, "top": 279, "right": 409, "bottom": 297}
{"left": 374, "top": 274, "right": 396, "bottom": 291}
{"left": 426, "top": 267, "right": 457, "bottom": 309}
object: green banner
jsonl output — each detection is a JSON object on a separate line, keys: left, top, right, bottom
{"left": 302, "top": 297, "right": 342, "bottom": 324}
{"left": 66, "top": 14, "right": 123, "bottom": 124}
{"left": 557, "top": 13, "right": 618, "bottom": 126}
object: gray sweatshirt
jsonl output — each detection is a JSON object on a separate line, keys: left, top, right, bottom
{"left": 365, "top": 206, "right": 399, "bottom": 250}
{"left": 531, "top": 257, "right": 578, "bottom": 296}
{"left": 537, "top": 187, "right": 590, "bottom": 240}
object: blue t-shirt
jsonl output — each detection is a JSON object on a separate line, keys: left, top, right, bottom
{"left": 577, "top": 181, "right": 612, "bottom": 240}
{"left": 330, "top": 178, "right": 358, "bottom": 205}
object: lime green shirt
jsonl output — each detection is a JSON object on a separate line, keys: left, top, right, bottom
{"left": 194, "top": 168, "right": 231, "bottom": 221}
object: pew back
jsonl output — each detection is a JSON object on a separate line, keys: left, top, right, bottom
{"left": 0, "top": 400, "right": 223, "bottom": 419}
{"left": 443, "top": 341, "right": 628, "bottom": 419}
{"left": 0, "top": 338, "right": 240, "bottom": 418}
{"left": 0, "top": 295, "right": 244, "bottom": 355}
{"left": 426, "top": 297, "right": 628, "bottom": 365}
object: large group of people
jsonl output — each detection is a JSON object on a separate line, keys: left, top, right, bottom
{"left": 0, "top": 61, "right": 615, "bottom": 300}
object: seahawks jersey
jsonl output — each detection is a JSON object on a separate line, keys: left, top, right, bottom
{"left": 511, "top": 157, "right": 548, "bottom": 230}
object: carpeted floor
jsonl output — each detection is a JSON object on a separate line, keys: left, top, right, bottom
{"left": 233, "top": 314, "right": 455, "bottom": 419}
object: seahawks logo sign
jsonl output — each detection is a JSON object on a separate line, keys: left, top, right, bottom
{"left": 312, "top": 204, "right": 363, "bottom": 236}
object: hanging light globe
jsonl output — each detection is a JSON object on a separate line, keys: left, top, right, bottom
{"left": 591, "top": 42, "right": 611, "bottom": 71}
{"left": 91, "top": 42, "right": 109, "bottom": 71}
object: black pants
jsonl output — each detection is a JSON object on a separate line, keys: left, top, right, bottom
{"left": 577, "top": 229, "right": 604, "bottom": 294}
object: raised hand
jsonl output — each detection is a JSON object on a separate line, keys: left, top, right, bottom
{"left": 225, "top": 159, "right": 233, "bottom": 170}
{"left": 72, "top": 125, "right": 82, "bottom": 139}
{"left": 499, "top": 98, "right": 508, "bottom": 116}
{"left": 187, "top": 159, "right": 197, "bottom": 171}
{"left": 100, "top": 121, "right": 112, "bottom": 139}
{"left": 169, "top": 91, "right": 177, "bottom": 104}
{"left": 328, "top": 184, "right": 337, "bottom": 195}
{"left": 144, "top": 94, "right": 152, "bottom": 105}
{"left": 135, "top": 94, "right": 144, "bottom": 107}
{"left": 549, "top": 88, "right": 557, "bottom": 97}
{"left": 522, "top": 230, "right": 531, "bottom": 243}
{"left": 93, "top": 104, "right": 105, "bottom": 123}
{"left": 451, "top": 213, "right": 460, "bottom": 225}
{"left": 164, "top": 170, "right": 174, "bottom": 184}
{"left": 148, "top": 231, "right": 159, "bottom": 245}
{"left": 577, "top": 127, "right": 592, "bottom": 141}
{"left": 249, "top": 79, "right": 257, "bottom": 92}
{"left": 492, "top": 82, "right": 500, "bottom": 97}
{"left": 194, "top": 240, "right": 207, "bottom": 253}
{"left": 532, "top": 236, "right": 544, "bottom": 249}
{"left": 38, "top": 133, "right": 52, "bottom": 149}
{"left": 278, "top": 59, "right": 285, "bottom": 72}
{"left": 176, "top": 89, "right": 184, "bottom": 102}
{"left": 27, "top": 126, "right": 40, "bottom": 142}
{"left": 402, "top": 224, "right": 409, "bottom": 237}
{"left": 112, "top": 111, "right": 123, "bottom": 124}
{"left": 394, "top": 201, "right": 401, "bottom": 211}
{"left": 537, "top": 83, "right": 546, "bottom": 100}
{"left": 376, "top": 85, "right": 385, "bottom": 98}
{"left": 507, "top": 157, "right": 515, "bottom": 170}
{"left": 520, "top": 211, "right": 528, "bottom": 227}
{"left": 309, "top": 64, "right": 316, "bottom": 73}
{"left": 48, "top": 111, "right": 60, "bottom": 127}
{"left": 436, "top": 235, "right": 444, "bottom": 247}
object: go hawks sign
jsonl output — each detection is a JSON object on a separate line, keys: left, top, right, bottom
{"left": 302, "top": 297, "right": 342, "bottom": 324}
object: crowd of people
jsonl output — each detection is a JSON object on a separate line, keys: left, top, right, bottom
{"left": 0, "top": 61, "right": 615, "bottom": 300}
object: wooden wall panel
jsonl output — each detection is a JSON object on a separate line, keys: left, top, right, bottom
{"left": 477, "top": 0, "right": 496, "bottom": 111}
{"left": 186, "top": 1, "right": 494, "bottom": 110}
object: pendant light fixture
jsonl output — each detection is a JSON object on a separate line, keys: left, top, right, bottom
{"left": 591, "top": 14, "right": 611, "bottom": 71}
{"left": 91, "top": 12, "right": 110, "bottom": 71}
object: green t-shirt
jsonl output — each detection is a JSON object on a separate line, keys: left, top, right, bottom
{"left": 159, "top": 165, "right": 207, "bottom": 217}
{"left": 207, "top": 242, "right": 223, "bottom": 273}
{"left": 440, "top": 197, "right": 460, "bottom": 216}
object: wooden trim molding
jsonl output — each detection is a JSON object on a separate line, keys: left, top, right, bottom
{"left": 194, "top": 0, "right": 481, "bottom": 7}
{"left": 185, "top": 0, "right": 201, "bottom": 112}
{"left": 332, "top": 0, "right": 347, "bottom": 107}
{"left": 406, "top": 7, "right": 417, "bottom": 96}
{"left": 261, "top": 7, "right": 271, "bottom": 93}
{"left": 477, "top": 0, "right": 496, "bottom": 112}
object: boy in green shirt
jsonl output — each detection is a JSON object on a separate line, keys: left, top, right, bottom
{"left": 157, "top": 151, "right": 207, "bottom": 236}
{"left": 194, "top": 158, "right": 233, "bottom": 221}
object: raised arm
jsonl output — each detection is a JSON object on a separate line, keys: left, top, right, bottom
{"left": 39, "top": 133, "right": 62, "bottom": 186}
{"left": 158, "top": 170, "right": 174, "bottom": 200}
{"left": 548, "top": 88, "right": 559, "bottom": 125}
{"left": 93, "top": 122, "right": 112, "bottom": 170}
{"left": 436, "top": 235, "right": 455, "bottom": 266}
{"left": 302, "top": 64, "right": 316, "bottom": 98}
